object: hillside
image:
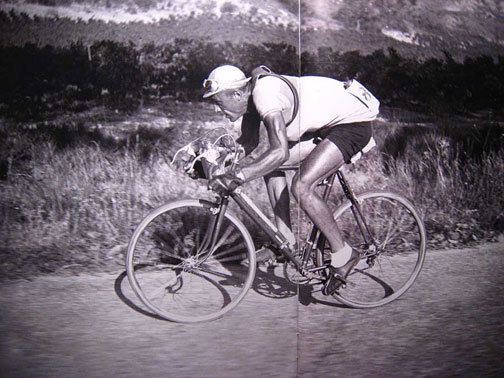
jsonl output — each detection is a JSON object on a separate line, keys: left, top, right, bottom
{"left": 0, "top": 0, "right": 503, "bottom": 59}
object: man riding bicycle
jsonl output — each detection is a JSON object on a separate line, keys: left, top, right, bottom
{"left": 202, "top": 65, "right": 379, "bottom": 293}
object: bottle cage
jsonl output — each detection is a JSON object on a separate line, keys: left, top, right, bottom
{"left": 250, "top": 65, "right": 299, "bottom": 127}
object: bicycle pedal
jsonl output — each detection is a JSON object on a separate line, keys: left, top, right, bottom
{"left": 265, "top": 259, "right": 280, "bottom": 268}
{"left": 322, "top": 273, "right": 346, "bottom": 296}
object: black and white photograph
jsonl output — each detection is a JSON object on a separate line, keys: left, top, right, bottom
{"left": 1, "top": 1, "right": 503, "bottom": 376}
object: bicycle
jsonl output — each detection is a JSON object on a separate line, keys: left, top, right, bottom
{"left": 126, "top": 131, "right": 427, "bottom": 323}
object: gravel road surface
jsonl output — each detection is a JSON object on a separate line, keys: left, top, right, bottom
{"left": 1, "top": 243, "right": 503, "bottom": 377}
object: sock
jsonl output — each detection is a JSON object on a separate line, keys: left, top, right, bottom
{"left": 330, "top": 243, "right": 352, "bottom": 268}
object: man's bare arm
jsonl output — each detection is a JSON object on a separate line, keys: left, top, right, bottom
{"left": 239, "top": 112, "right": 289, "bottom": 181}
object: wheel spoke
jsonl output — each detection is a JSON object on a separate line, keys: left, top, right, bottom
{"left": 196, "top": 215, "right": 216, "bottom": 255}
{"left": 146, "top": 271, "right": 183, "bottom": 300}
{"left": 382, "top": 216, "right": 397, "bottom": 248}
{"left": 382, "top": 208, "right": 410, "bottom": 248}
{"left": 331, "top": 192, "right": 426, "bottom": 308}
{"left": 210, "top": 243, "right": 247, "bottom": 259}
{"left": 134, "top": 261, "right": 182, "bottom": 270}
{"left": 126, "top": 201, "right": 256, "bottom": 322}
{"left": 204, "top": 224, "right": 235, "bottom": 257}
{"left": 195, "top": 265, "right": 230, "bottom": 279}
{"left": 201, "top": 252, "right": 248, "bottom": 264}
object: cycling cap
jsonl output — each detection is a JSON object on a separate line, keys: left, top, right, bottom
{"left": 202, "top": 65, "right": 251, "bottom": 98}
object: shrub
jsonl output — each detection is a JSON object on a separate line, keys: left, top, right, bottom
{"left": 1, "top": 41, "right": 503, "bottom": 119}
{"left": 1, "top": 114, "right": 503, "bottom": 279}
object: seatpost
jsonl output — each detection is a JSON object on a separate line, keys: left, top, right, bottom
{"left": 321, "top": 172, "right": 337, "bottom": 201}
{"left": 336, "top": 170, "right": 355, "bottom": 202}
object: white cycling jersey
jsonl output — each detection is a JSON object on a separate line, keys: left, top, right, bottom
{"left": 252, "top": 75, "right": 380, "bottom": 142}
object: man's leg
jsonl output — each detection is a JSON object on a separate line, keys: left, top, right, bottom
{"left": 264, "top": 172, "right": 296, "bottom": 247}
{"left": 262, "top": 139, "right": 317, "bottom": 247}
{"left": 291, "top": 139, "right": 346, "bottom": 254}
{"left": 292, "top": 125, "right": 372, "bottom": 293}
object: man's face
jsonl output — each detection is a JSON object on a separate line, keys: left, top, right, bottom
{"left": 210, "top": 89, "right": 248, "bottom": 122}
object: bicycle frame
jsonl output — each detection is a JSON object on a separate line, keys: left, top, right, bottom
{"left": 127, "top": 134, "right": 427, "bottom": 322}
{"left": 205, "top": 167, "right": 377, "bottom": 280}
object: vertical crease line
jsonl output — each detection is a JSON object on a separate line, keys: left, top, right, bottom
{"left": 296, "top": 2, "right": 302, "bottom": 377}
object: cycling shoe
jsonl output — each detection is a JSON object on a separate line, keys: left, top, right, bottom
{"left": 322, "top": 249, "right": 360, "bottom": 295}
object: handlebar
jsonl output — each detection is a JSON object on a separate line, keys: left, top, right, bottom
{"left": 171, "top": 131, "right": 244, "bottom": 180}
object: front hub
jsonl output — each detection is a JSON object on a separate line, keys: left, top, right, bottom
{"left": 182, "top": 256, "right": 198, "bottom": 272}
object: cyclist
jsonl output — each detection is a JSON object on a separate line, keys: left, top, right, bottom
{"left": 202, "top": 65, "right": 379, "bottom": 292}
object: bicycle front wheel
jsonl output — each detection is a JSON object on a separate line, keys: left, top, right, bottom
{"left": 331, "top": 191, "right": 426, "bottom": 308}
{"left": 126, "top": 199, "right": 256, "bottom": 323}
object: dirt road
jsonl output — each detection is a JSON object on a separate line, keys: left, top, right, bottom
{"left": 297, "top": 242, "right": 504, "bottom": 377}
{"left": 1, "top": 243, "right": 503, "bottom": 377}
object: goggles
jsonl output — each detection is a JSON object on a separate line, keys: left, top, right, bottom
{"left": 202, "top": 77, "right": 251, "bottom": 98}
{"left": 202, "top": 79, "right": 220, "bottom": 94}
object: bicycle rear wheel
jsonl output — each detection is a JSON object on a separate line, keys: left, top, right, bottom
{"left": 331, "top": 191, "right": 426, "bottom": 308}
{"left": 126, "top": 199, "right": 256, "bottom": 323}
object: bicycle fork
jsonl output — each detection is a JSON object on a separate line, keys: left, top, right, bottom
{"left": 196, "top": 196, "right": 230, "bottom": 263}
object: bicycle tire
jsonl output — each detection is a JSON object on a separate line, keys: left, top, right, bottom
{"left": 126, "top": 199, "right": 256, "bottom": 323}
{"left": 331, "top": 191, "right": 426, "bottom": 308}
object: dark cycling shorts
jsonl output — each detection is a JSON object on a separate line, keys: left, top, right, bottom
{"left": 319, "top": 122, "right": 373, "bottom": 163}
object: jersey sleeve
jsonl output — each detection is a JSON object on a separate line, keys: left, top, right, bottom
{"left": 252, "top": 76, "right": 292, "bottom": 120}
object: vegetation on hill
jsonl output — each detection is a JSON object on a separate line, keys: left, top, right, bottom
{"left": 1, "top": 40, "right": 503, "bottom": 121}
{"left": 0, "top": 38, "right": 503, "bottom": 279}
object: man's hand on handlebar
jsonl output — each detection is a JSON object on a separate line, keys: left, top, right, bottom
{"left": 208, "top": 172, "right": 244, "bottom": 193}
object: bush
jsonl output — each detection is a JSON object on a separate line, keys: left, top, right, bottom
{"left": 301, "top": 47, "right": 504, "bottom": 117}
{"left": 1, "top": 113, "right": 503, "bottom": 279}
{"left": 0, "top": 40, "right": 301, "bottom": 118}
{"left": 90, "top": 40, "right": 143, "bottom": 110}
{"left": 1, "top": 41, "right": 503, "bottom": 119}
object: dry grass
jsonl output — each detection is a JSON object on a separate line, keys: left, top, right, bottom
{"left": 347, "top": 122, "right": 504, "bottom": 249}
{"left": 0, "top": 116, "right": 272, "bottom": 279}
{"left": 1, "top": 109, "right": 502, "bottom": 279}
{"left": 0, "top": 141, "right": 211, "bottom": 278}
